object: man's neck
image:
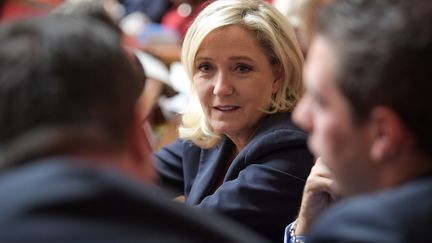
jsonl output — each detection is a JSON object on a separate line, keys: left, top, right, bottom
{"left": 379, "top": 153, "right": 432, "bottom": 189}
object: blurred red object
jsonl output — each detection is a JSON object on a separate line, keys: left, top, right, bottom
{"left": 1, "top": 0, "right": 62, "bottom": 21}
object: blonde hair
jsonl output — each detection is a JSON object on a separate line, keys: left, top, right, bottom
{"left": 179, "top": 0, "right": 304, "bottom": 148}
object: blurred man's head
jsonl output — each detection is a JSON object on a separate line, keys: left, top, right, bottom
{"left": 294, "top": 0, "right": 432, "bottom": 196}
{"left": 0, "top": 16, "right": 153, "bottom": 181}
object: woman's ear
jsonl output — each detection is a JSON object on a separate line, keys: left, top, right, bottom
{"left": 368, "top": 106, "right": 405, "bottom": 163}
{"left": 272, "top": 64, "right": 284, "bottom": 93}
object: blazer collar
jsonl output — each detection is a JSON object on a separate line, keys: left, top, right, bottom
{"left": 186, "top": 137, "right": 235, "bottom": 204}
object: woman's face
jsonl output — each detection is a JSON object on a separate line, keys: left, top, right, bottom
{"left": 193, "top": 25, "right": 281, "bottom": 148}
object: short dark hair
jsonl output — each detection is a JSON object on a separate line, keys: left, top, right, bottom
{"left": 51, "top": 0, "right": 147, "bottom": 92}
{"left": 316, "top": 0, "right": 432, "bottom": 159}
{"left": 0, "top": 16, "right": 138, "bottom": 167}
{"left": 52, "top": 0, "right": 122, "bottom": 36}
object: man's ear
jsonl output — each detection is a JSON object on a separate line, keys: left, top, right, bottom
{"left": 368, "top": 106, "right": 406, "bottom": 162}
{"left": 125, "top": 107, "right": 156, "bottom": 183}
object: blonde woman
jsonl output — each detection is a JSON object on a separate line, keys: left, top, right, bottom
{"left": 154, "top": 0, "right": 313, "bottom": 241}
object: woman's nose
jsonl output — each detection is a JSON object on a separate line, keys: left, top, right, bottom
{"left": 213, "top": 72, "right": 234, "bottom": 96}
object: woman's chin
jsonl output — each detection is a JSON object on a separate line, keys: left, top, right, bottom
{"left": 211, "top": 123, "right": 237, "bottom": 137}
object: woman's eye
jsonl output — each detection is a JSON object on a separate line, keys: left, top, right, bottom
{"left": 235, "top": 64, "right": 253, "bottom": 73}
{"left": 197, "top": 63, "right": 213, "bottom": 72}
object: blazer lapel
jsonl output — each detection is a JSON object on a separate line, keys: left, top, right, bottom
{"left": 186, "top": 137, "right": 234, "bottom": 205}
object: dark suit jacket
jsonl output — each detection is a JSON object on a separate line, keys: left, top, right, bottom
{"left": 0, "top": 157, "right": 270, "bottom": 243}
{"left": 309, "top": 174, "right": 432, "bottom": 243}
{"left": 154, "top": 112, "right": 314, "bottom": 242}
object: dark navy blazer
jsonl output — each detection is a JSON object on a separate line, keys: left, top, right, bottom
{"left": 309, "top": 174, "right": 432, "bottom": 243}
{"left": 154, "top": 112, "right": 314, "bottom": 242}
{"left": 0, "top": 157, "right": 271, "bottom": 243}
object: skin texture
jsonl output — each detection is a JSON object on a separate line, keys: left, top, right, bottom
{"left": 293, "top": 36, "right": 374, "bottom": 197}
{"left": 193, "top": 25, "right": 281, "bottom": 151}
{"left": 295, "top": 158, "right": 339, "bottom": 233}
{"left": 292, "top": 36, "right": 374, "bottom": 233}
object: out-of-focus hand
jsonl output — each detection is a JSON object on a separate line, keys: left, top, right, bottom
{"left": 174, "top": 195, "right": 185, "bottom": 203}
{"left": 295, "top": 157, "right": 341, "bottom": 234}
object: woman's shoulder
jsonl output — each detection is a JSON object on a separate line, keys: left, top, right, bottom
{"left": 255, "top": 112, "right": 308, "bottom": 141}
{"left": 156, "top": 138, "right": 203, "bottom": 158}
{"left": 241, "top": 112, "right": 310, "bottom": 156}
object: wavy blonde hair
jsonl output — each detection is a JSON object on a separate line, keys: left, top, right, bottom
{"left": 179, "top": 0, "right": 304, "bottom": 148}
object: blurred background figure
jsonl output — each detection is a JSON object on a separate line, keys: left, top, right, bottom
{"left": 1, "top": 0, "right": 198, "bottom": 163}
{"left": 53, "top": 0, "right": 179, "bottom": 148}
{"left": 120, "top": 0, "right": 207, "bottom": 64}
{"left": 121, "top": 0, "right": 171, "bottom": 23}
{"left": 51, "top": 0, "right": 153, "bottom": 143}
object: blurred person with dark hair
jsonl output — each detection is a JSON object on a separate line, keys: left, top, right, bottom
{"left": 53, "top": 0, "right": 171, "bottom": 130}
{"left": 286, "top": 0, "right": 432, "bottom": 242}
{"left": 0, "top": 15, "right": 271, "bottom": 243}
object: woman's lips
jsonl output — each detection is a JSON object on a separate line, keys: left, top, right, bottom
{"left": 214, "top": 105, "right": 240, "bottom": 112}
